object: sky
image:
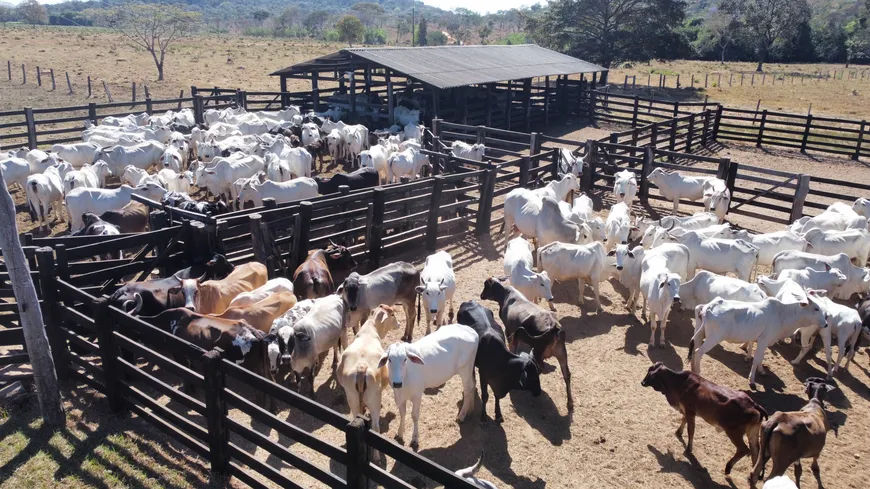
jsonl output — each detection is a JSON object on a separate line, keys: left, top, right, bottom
{"left": 420, "top": 0, "right": 542, "bottom": 14}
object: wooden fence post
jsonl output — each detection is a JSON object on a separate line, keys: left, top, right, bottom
{"left": 102, "top": 80, "right": 113, "bottom": 102}
{"left": 701, "top": 110, "right": 710, "bottom": 147}
{"left": 581, "top": 140, "right": 597, "bottom": 192}
{"left": 640, "top": 147, "right": 653, "bottom": 198}
{"left": 713, "top": 105, "right": 723, "bottom": 141}
{"left": 94, "top": 300, "right": 124, "bottom": 413}
{"left": 65, "top": 72, "right": 72, "bottom": 94}
{"left": 131, "top": 82, "right": 136, "bottom": 102}
{"left": 431, "top": 118, "right": 441, "bottom": 139}
{"left": 477, "top": 168, "right": 497, "bottom": 234}
{"left": 790, "top": 175, "right": 812, "bottom": 222}
{"left": 756, "top": 110, "right": 767, "bottom": 148}
{"left": 249, "top": 213, "right": 273, "bottom": 278}
{"left": 50, "top": 69, "right": 56, "bottom": 91}
{"left": 716, "top": 158, "right": 731, "bottom": 180}
{"left": 6, "top": 60, "right": 10, "bottom": 81}
{"left": 345, "top": 415, "right": 371, "bottom": 489}
{"left": 673, "top": 101, "right": 680, "bottom": 118}
{"left": 725, "top": 162, "right": 739, "bottom": 206}
{"left": 651, "top": 122, "right": 659, "bottom": 148}
{"left": 294, "top": 202, "right": 313, "bottom": 269}
{"left": 369, "top": 188, "right": 385, "bottom": 268}
{"left": 21, "top": 64, "right": 26, "bottom": 85}
{"left": 426, "top": 176, "right": 445, "bottom": 250}
{"left": 855, "top": 120, "right": 866, "bottom": 161}
{"left": 87, "top": 76, "right": 92, "bottom": 98}
{"left": 35, "top": 247, "right": 68, "bottom": 382}
{"left": 24, "top": 108, "right": 37, "bottom": 150}
{"left": 202, "top": 349, "right": 230, "bottom": 475}
{"left": 632, "top": 95, "right": 639, "bottom": 128}
{"left": 669, "top": 119, "right": 677, "bottom": 156}
{"left": 476, "top": 125, "right": 486, "bottom": 145}
{"left": 530, "top": 132, "right": 540, "bottom": 155}
{"left": 686, "top": 113, "right": 695, "bottom": 153}
{"left": 800, "top": 114, "right": 813, "bottom": 153}
{"left": 588, "top": 90, "right": 597, "bottom": 122}
{"left": 193, "top": 95, "right": 205, "bottom": 125}
{"left": 88, "top": 103, "right": 97, "bottom": 125}
{"left": 519, "top": 156, "right": 531, "bottom": 188}
{"left": 36, "top": 66, "right": 41, "bottom": 86}
{"left": 145, "top": 97, "right": 153, "bottom": 115}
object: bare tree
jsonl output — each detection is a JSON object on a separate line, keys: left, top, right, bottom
{"left": 0, "top": 167, "right": 64, "bottom": 427}
{"left": 91, "top": 4, "right": 201, "bottom": 81}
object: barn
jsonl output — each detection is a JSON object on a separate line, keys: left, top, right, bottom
{"left": 271, "top": 44, "right": 608, "bottom": 131}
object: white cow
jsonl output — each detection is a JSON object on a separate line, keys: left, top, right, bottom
{"left": 1, "top": 157, "right": 33, "bottom": 190}
{"left": 417, "top": 251, "right": 457, "bottom": 333}
{"left": 379, "top": 324, "right": 479, "bottom": 448}
{"left": 301, "top": 123, "right": 320, "bottom": 146}
{"left": 689, "top": 295, "right": 829, "bottom": 388}
{"left": 559, "top": 195, "right": 605, "bottom": 242}
{"left": 237, "top": 177, "right": 318, "bottom": 207}
{"left": 403, "top": 123, "right": 424, "bottom": 141}
{"left": 503, "top": 193, "right": 583, "bottom": 257}
{"left": 343, "top": 124, "right": 369, "bottom": 164}
{"left": 386, "top": 148, "right": 429, "bottom": 183}
{"left": 157, "top": 169, "right": 194, "bottom": 194}
{"left": 851, "top": 198, "right": 870, "bottom": 219}
{"left": 640, "top": 243, "right": 691, "bottom": 346}
{"left": 558, "top": 148, "right": 584, "bottom": 177}
{"left": 50, "top": 142, "right": 101, "bottom": 168}
{"left": 791, "top": 290, "right": 863, "bottom": 377}
{"left": 604, "top": 202, "right": 632, "bottom": 250}
{"left": 65, "top": 183, "right": 166, "bottom": 232}
{"left": 62, "top": 161, "right": 112, "bottom": 195}
{"left": 678, "top": 271, "right": 767, "bottom": 311}
{"left": 538, "top": 241, "right": 608, "bottom": 312}
{"left": 228, "top": 278, "right": 295, "bottom": 309}
{"left": 790, "top": 208, "right": 865, "bottom": 235}
{"left": 200, "top": 154, "right": 265, "bottom": 205}
{"left": 703, "top": 178, "right": 731, "bottom": 221}
{"left": 265, "top": 154, "right": 291, "bottom": 183}
{"left": 95, "top": 141, "right": 165, "bottom": 175}
{"left": 646, "top": 168, "right": 718, "bottom": 213}
{"left": 610, "top": 244, "right": 644, "bottom": 311}
{"left": 758, "top": 267, "right": 847, "bottom": 296}
{"left": 612, "top": 170, "right": 638, "bottom": 206}
{"left": 802, "top": 228, "right": 870, "bottom": 266}
{"left": 632, "top": 212, "right": 720, "bottom": 240}
{"left": 716, "top": 229, "right": 809, "bottom": 267}
{"left": 772, "top": 250, "right": 870, "bottom": 299}
{"left": 359, "top": 145, "right": 390, "bottom": 184}
{"left": 664, "top": 230, "right": 759, "bottom": 281}
{"left": 26, "top": 162, "right": 73, "bottom": 230}
{"left": 534, "top": 174, "right": 581, "bottom": 203}
{"left": 504, "top": 237, "right": 555, "bottom": 310}
{"left": 121, "top": 165, "right": 165, "bottom": 188}
{"left": 160, "top": 145, "right": 184, "bottom": 173}
{"left": 451, "top": 141, "right": 485, "bottom": 162}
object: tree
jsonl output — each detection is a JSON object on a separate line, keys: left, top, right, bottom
{"left": 352, "top": 2, "right": 385, "bottom": 29}
{"left": 727, "top": 0, "right": 811, "bottom": 71}
{"left": 479, "top": 22, "right": 493, "bottom": 44}
{"left": 275, "top": 6, "right": 300, "bottom": 34}
{"left": 17, "top": 0, "right": 48, "bottom": 25}
{"left": 305, "top": 10, "right": 330, "bottom": 37}
{"left": 428, "top": 30, "right": 449, "bottom": 46}
{"left": 252, "top": 10, "right": 270, "bottom": 24}
{"left": 0, "top": 5, "right": 14, "bottom": 23}
{"left": 336, "top": 15, "right": 364, "bottom": 47}
{"left": 91, "top": 5, "right": 200, "bottom": 81}
{"left": 845, "top": 18, "right": 870, "bottom": 66}
{"left": 694, "top": 7, "right": 742, "bottom": 62}
{"left": 417, "top": 17, "right": 428, "bottom": 46}
{"left": 525, "top": 0, "right": 686, "bottom": 68}
{"left": 397, "top": 16, "right": 411, "bottom": 44}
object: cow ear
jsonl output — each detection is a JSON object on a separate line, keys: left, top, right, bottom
{"left": 377, "top": 353, "right": 389, "bottom": 369}
{"left": 168, "top": 285, "right": 181, "bottom": 294}
{"left": 607, "top": 249, "right": 616, "bottom": 256}
{"left": 659, "top": 281, "right": 666, "bottom": 289}
{"left": 824, "top": 263, "right": 831, "bottom": 271}
{"left": 415, "top": 285, "right": 425, "bottom": 294}
{"left": 406, "top": 351, "right": 425, "bottom": 365}
{"left": 519, "top": 370, "right": 527, "bottom": 389}
{"left": 628, "top": 251, "right": 635, "bottom": 258}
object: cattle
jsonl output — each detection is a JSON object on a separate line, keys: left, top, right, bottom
{"left": 113, "top": 255, "right": 235, "bottom": 316}
{"left": 265, "top": 299, "right": 316, "bottom": 381}
{"left": 533, "top": 173, "right": 581, "bottom": 202}
{"left": 715, "top": 230, "right": 809, "bottom": 267}
{"left": 772, "top": 250, "right": 870, "bottom": 299}
{"left": 455, "top": 452, "right": 499, "bottom": 489}
{"left": 293, "top": 243, "right": 357, "bottom": 300}
{"left": 457, "top": 301, "right": 541, "bottom": 423}
{"left": 604, "top": 202, "right": 632, "bottom": 250}
{"left": 0, "top": 157, "right": 31, "bottom": 190}
{"left": 802, "top": 228, "right": 870, "bottom": 266}
{"left": 62, "top": 161, "right": 112, "bottom": 195}
{"left": 300, "top": 122, "right": 320, "bottom": 146}
{"left": 72, "top": 214, "right": 122, "bottom": 260}
{"left": 790, "top": 205, "right": 867, "bottom": 235}
{"left": 539, "top": 241, "right": 608, "bottom": 312}
{"left": 121, "top": 165, "right": 165, "bottom": 188}
{"left": 50, "top": 142, "right": 101, "bottom": 168}
{"left": 689, "top": 295, "right": 829, "bottom": 388}
{"left": 559, "top": 198, "right": 605, "bottom": 242}
{"left": 386, "top": 148, "right": 430, "bottom": 183}
{"left": 228, "top": 278, "right": 295, "bottom": 309}
{"left": 173, "top": 262, "right": 268, "bottom": 315}
{"left": 337, "top": 305, "right": 399, "bottom": 454}
{"left": 209, "top": 292, "right": 297, "bottom": 333}
{"left": 403, "top": 122, "right": 424, "bottom": 141}
{"left": 679, "top": 271, "right": 767, "bottom": 311}
{"left": 758, "top": 267, "right": 847, "bottom": 296}
{"left": 612, "top": 170, "right": 638, "bottom": 206}
{"left": 157, "top": 169, "right": 194, "bottom": 194}
{"left": 94, "top": 141, "right": 166, "bottom": 175}
{"left": 557, "top": 148, "right": 584, "bottom": 178}
{"left": 664, "top": 230, "right": 759, "bottom": 281}
{"left": 379, "top": 323, "right": 479, "bottom": 448}
{"left": 160, "top": 145, "right": 184, "bottom": 173}
{"left": 359, "top": 145, "right": 391, "bottom": 184}
{"left": 65, "top": 182, "right": 166, "bottom": 232}
{"left": 750, "top": 378, "right": 836, "bottom": 488}
{"left": 646, "top": 168, "right": 719, "bottom": 213}
{"left": 314, "top": 167, "right": 379, "bottom": 195}
{"left": 480, "top": 278, "right": 573, "bottom": 411}
{"left": 851, "top": 197, "right": 870, "bottom": 219}
{"left": 161, "top": 191, "right": 230, "bottom": 217}
{"left": 284, "top": 294, "right": 350, "bottom": 398}
{"left": 451, "top": 141, "right": 486, "bottom": 162}
{"left": 503, "top": 237, "right": 554, "bottom": 310}
{"left": 417, "top": 251, "right": 457, "bottom": 333}
{"left": 631, "top": 212, "right": 720, "bottom": 241}
{"left": 200, "top": 153, "right": 266, "bottom": 205}
{"left": 26, "top": 161, "right": 73, "bottom": 230}
{"left": 639, "top": 243, "right": 691, "bottom": 347}
{"left": 502, "top": 191, "right": 582, "bottom": 255}
{"left": 338, "top": 262, "right": 420, "bottom": 341}
{"left": 762, "top": 476, "right": 798, "bottom": 489}
{"left": 701, "top": 178, "right": 731, "bottom": 220}
{"left": 343, "top": 124, "right": 369, "bottom": 164}
{"left": 610, "top": 244, "right": 645, "bottom": 311}
{"left": 265, "top": 153, "right": 291, "bottom": 183}
{"left": 791, "top": 290, "right": 863, "bottom": 377}
{"left": 238, "top": 177, "right": 318, "bottom": 208}
{"left": 642, "top": 362, "right": 766, "bottom": 475}
{"left": 304, "top": 139, "right": 329, "bottom": 172}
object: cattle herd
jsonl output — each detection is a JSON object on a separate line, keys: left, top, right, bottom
{"left": 4, "top": 104, "right": 870, "bottom": 488}
{"left": 0, "top": 104, "right": 490, "bottom": 239}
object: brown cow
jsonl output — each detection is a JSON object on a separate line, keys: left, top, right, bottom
{"left": 293, "top": 243, "right": 356, "bottom": 300}
{"left": 99, "top": 201, "right": 150, "bottom": 234}
{"left": 173, "top": 262, "right": 268, "bottom": 315}
{"left": 208, "top": 292, "right": 297, "bottom": 332}
{"left": 641, "top": 362, "right": 767, "bottom": 475}
{"left": 750, "top": 377, "right": 836, "bottom": 488}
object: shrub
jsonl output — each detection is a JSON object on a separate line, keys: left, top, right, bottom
{"left": 364, "top": 28, "right": 386, "bottom": 45}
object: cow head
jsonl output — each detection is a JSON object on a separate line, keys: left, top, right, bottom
{"left": 378, "top": 342, "right": 424, "bottom": 389}
{"left": 641, "top": 362, "right": 672, "bottom": 392}
{"left": 205, "top": 254, "right": 234, "bottom": 280}
{"left": 613, "top": 171, "right": 637, "bottom": 201}
{"left": 804, "top": 377, "right": 836, "bottom": 406}
{"left": 608, "top": 244, "right": 641, "bottom": 272}
{"left": 370, "top": 305, "right": 399, "bottom": 338}
{"left": 518, "top": 352, "right": 542, "bottom": 397}
{"left": 338, "top": 273, "right": 363, "bottom": 312}
{"left": 168, "top": 273, "right": 205, "bottom": 312}
{"left": 657, "top": 272, "right": 682, "bottom": 308}
{"left": 646, "top": 167, "right": 667, "bottom": 184}
{"left": 416, "top": 278, "right": 450, "bottom": 320}
{"left": 480, "top": 277, "right": 507, "bottom": 303}
{"left": 227, "top": 325, "right": 263, "bottom": 366}
{"left": 81, "top": 212, "right": 102, "bottom": 228}
{"left": 324, "top": 242, "right": 357, "bottom": 271}
{"left": 802, "top": 290, "right": 830, "bottom": 329}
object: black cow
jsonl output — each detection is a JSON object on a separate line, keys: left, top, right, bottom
{"left": 162, "top": 191, "right": 229, "bottom": 216}
{"left": 456, "top": 300, "right": 541, "bottom": 423}
{"left": 315, "top": 167, "right": 379, "bottom": 195}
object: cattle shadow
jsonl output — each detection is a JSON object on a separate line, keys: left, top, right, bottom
{"left": 561, "top": 311, "right": 625, "bottom": 343}
{"left": 509, "top": 389, "right": 572, "bottom": 446}
{"left": 550, "top": 279, "right": 614, "bottom": 311}
{"left": 646, "top": 444, "right": 732, "bottom": 489}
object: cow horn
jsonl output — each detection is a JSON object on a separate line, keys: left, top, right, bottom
{"left": 665, "top": 221, "right": 675, "bottom": 232}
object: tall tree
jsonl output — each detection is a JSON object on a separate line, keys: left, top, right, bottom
{"left": 16, "top": 0, "right": 48, "bottom": 25}
{"left": 91, "top": 4, "right": 200, "bottom": 81}
{"left": 336, "top": 15, "right": 364, "bottom": 47}
{"left": 351, "top": 3, "right": 385, "bottom": 29}
{"left": 727, "top": 0, "right": 811, "bottom": 71}
{"left": 417, "top": 17, "right": 428, "bottom": 46}
{"left": 397, "top": 16, "right": 411, "bottom": 44}
{"left": 525, "top": 0, "right": 686, "bottom": 68}
{"left": 479, "top": 22, "right": 493, "bottom": 44}
{"left": 275, "top": 6, "right": 299, "bottom": 33}
{"left": 305, "top": 10, "right": 330, "bottom": 37}
{"left": 694, "top": 7, "right": 743, "bottom": 62}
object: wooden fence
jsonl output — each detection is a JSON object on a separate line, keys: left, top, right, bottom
{"left": 590, "top": 90, "right": 718, "bottom": 127}
{"left": 616, "top": 68, "right": 870, "bottom": 92}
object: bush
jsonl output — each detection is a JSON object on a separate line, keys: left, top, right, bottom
{"left": 364, "top": 28, "right": 387, "bottom": 45}
{"left": 323, "top": 29, "right": 340, "bottom": 42}
{"left": 427, "top": 30, "right": 448, "bottom": 46}
{"left": 499, "top": 32, "right": 526, "bottom": 45}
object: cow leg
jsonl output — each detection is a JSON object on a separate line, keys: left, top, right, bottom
{"left": 744, "top": 341, "right": 754, "bottom": 362}
{"left": 479, "top": 374, "right": 490, "bottom": 423}
{"left": 410, "top": 395, "right": 422, "bottom": 450}
{"left": 577, "top": 278, "right": 586, "bottom": 305}
{"left": 747, "top": 421, "right": 762, "bottom": 469}
{"left": 448, "top": 298, "right": 454, "bottom": 323}
{"left": 424, "top": 309, "right": 432, "bottom": 336}
{"left": 748, "top": 340, "right": 769, "bottom": 389}
{"left": 793, "top": 461, "right": 803, "bottom": 488}
{"left": 675, "top": 414, "right": 687, "bottom": 439}
{"left": 672, "top": 199, "right": 679, "bottom": 214}
{"left": 435, "top": 309, "right": 444, "bottom": 330}
{"left": 648, "top": 311, "right": 658, "bottom": 347}
{"left": 552, "top": 340, "right": 573, "bottom": 411}
{"left": 684, "top": 413, "right": 696, "bottom": 454}
{"left": 402, "top": 302, "right": 416, "bottom": 342}
{"left": 457, "top": 364, "right": 475, "bottom": 422}
{"left": 659, "top": 309, "right": 672, "bottom": 348}
{"left": 592, "top": 276, "right": 602, "bottom": 312}
{"left": 395, "top": 392, "right": 407, "bottom": 445}
{"left": 724, "top": 428, "right": 750, "bottom": 475}
{"left": 811, "top": 457, "right": 821, "bottom": 487}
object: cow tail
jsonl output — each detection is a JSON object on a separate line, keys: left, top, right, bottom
{"left": 688, "top": 305, "right": 708, "bottom": 361}
{"left": 753, "top": 420, "right": 776, "bottom": 481}
{"left": 355, "top": 364, "right": 368, "bottom": 414}
{"left": 416, "top": 292, "right": 421, "bottom": 325}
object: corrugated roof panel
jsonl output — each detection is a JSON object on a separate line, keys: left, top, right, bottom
{"left": 271, "top": 45, "right": 607, "bottom": 89}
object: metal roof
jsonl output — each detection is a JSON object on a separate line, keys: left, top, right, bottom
{"left": 271, "top": 45, "right": 607, "bottom": 89}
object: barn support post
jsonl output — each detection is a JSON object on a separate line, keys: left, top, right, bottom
{"left": 311, "top": 71, "right": 320, "bottom": 112}
{"left": 640, "top": 147, "right": 653, "bottom": 199}
{"left": 94, "top": 300, "right": 124, "bottom": 413}
{"left": 36, "top": 248, "right": 68, "bottom": 382}
{"left": 433, "top": 87, "right": 440, "bottom": 119}
{"left": 369, "top": 188, "right": 385, "bottom": 268}
{"left": 349, "top": 68, "right": 357, "bottom": 116}
{"left": 386, "top": 73, "right": 394, "bottom": 126}
{"left": 854, "top": 120, "right": 866, "bottom": 160}
{"left": 280, "top": 75, "right": 289, "bottom": 108}
{"left": 24, "top": 108, "right": 37, "bottom": 150}
{"left": 364, "top": 65, "right": 371, "bottom": 94}
{"left": 523, "top": 78, "right": 532, "bottom": 132}
{"left": 519, "top": 156, "right": 531, "bottom": 188}
{"left": 293, "top": 202, "right": 313, "bottom": 269}
{"left": 505, "top": 80, "right": 512, "bottom": 130}
{"left": 591, "top": 72, "right": 598, "bottom": 89}
{"left": 426, "top": 176, "right": 446, "bottom": 250}
{"left": 486, "top": 83, "right": 494, "bottom": 127}
{"left": 431, "top": 118, "right": 441, "bottom": 139}
{"left": 790, "top": 175, "right": 812, "bottom": 223}
{"left": 477, "top": 169, "right": 497, "bottom": 233}
{"left": 530, "top": 132, "right": 540, "bottom": 155}
{"left": 345, "top": 415, "right": 371, "bottom": 489}
{"left": 800, "top": 114, "right": 813, "bottom": 153}
{"left": 202, "top": 349, "right": 230, "bottom": 475}
{"left": 544, "top": 76, "right": 551, "bottom": 125}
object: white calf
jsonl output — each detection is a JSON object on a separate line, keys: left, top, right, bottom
{"left": 417, "top": 251, "right": 457, "bottom": 333}
{"left": 157, "top": 169, "right": 193, "bottom": 194}
{"left": 160, "top": 146, "right": 184, "bottom": 173}
{"left": 1, "top": 157, "right": 34, "bottom": 190}
{"left": 450, "top": 141, "right": 485, "bottom": 162}
{"left": 610, "top": 244, "right": 644, "bottom": 311}
{"left": 640, "top": 267, "right": 682, "bottom": 348}
{"left": 665, "top": 230, "right": 759, "bottom": 281}
{"left": 386, "top": 148, "right": 429, "bottom": 183}
{"left": 237, "top": 177, "right": 318, "bottom": 207}
{"left": 772, "top": 250, "right": 870, "bottom": 299}
{"left": 604, "top": 202, "right": 631, "bottom": 250}
{"left": 504, "top": 237, "right": 554, "bottom": 310}
{"left": 26, "top": 162, "right": 73, "bottom": 230}
{"left": 94, "top": 141, "right": 165, "bottom": 175}
{"left": 63, "top": 161, "right": 112, "bottom": 195}
{"left": 679, "top": 271, "right": 767, "bottom": 310}
{"left": 703, "top": 178, "right": 731, "bottom": 221}
{"left": 720, "top": 230, "right": 809, "bottom": 267}
{"left": 534, "top": 174, "right": 580, "bottom": 202}
{"left": 612, "top": 170, "right": 638, "bottom": 206}
{"left": 538, "top": 241, "right": 607, "bottom": 312}
{"left": 646, "top": 168, "right": 717, "bottom": 213}
{"left": 359, "top": 145, "right": 390, "bottom": 184}
{"left": 65, "top": 183, "right": 166, "bottom": 232}
{"left": 759, "top": 267, "right": 847, "bottom": 296}
{"left": 50, "top": 142, "right": 101, "bottom": 168}
{"left": 802, "top": 228, "right": 870, "bottom": 266}
{"left": 379, "top": 324, "right": 479, "bottom": 448}
{"left": 791, "top": 291, "right": 863, "bottom": 377}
